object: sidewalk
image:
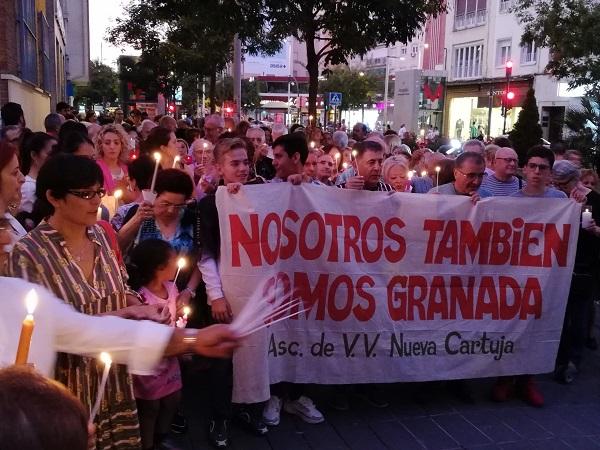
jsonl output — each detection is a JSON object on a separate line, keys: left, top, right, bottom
{"left": 172, "top": 335, "right": 600, "bottom": 449}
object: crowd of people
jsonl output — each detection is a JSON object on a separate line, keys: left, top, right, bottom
{"left": 1, "top": 99, "right": 599, "bottom": 450}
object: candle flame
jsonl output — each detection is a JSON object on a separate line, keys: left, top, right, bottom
{"left": 25, "top": 289, "right": 38, "bottom": 315}
{"left": 177, "top": 257, "right": 187, "bottom": 269}
{"left": 113, "top": 189, "right": 123, "bottom": 200}
{"left": 585, "top": 208, "right": 590, "bottom": 213}
{"left": 183, "top": 306, "right": 191, "bottom": 316}
{"left": 153, "top": 152, "right": 162, "bottom": 162}
{"left": 100, "top": 352, "right": 112, "bottom": 366}
{"left": 310, "top": 141, "right": 315, "bottom": 148}
{"left": 435, "top": 166, "right": 441, "bottom": 172}
{"left": 174, "top": 156, "right": 181, "bottom": 162}
{"left": 334, "top": 153, "right": 340, "bottom": 159}
{"left": 421, "top": 170, "right": 427, "bottom": 177}
{"left": 342, "top": 162, "right": 348, "bottom": 169}
{"left": 408, "top": 170, "right": 414, "bottom": 180}
{"left": 352, "top": 150, "right": 358, "bottom": 157}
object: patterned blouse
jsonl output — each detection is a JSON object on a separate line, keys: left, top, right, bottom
{"left": 6, "top": 221, "right": 142, "bottom": 449}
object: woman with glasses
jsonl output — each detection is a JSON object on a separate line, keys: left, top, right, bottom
{"left": 6, "top": 154, "right": 172, "bottom": 448}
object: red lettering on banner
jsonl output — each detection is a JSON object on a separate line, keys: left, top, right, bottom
{"left": 293, "top": 272, "right": 329, "bottom": 320}
{"left": 361, "top": 217, "right": 384, "bottom": 263}
{"left": 384, "top": 217, "right": 406, "bottom": 262}
{"left": 280, "top": 210, "right": 299, "bottom": 260}
{"left": 386, "top": 275, "right": 542, "bottom": 321}
{"left": 261, "top": 213, "right": 282, "bottom": 265}
{"left": 543, "top": 224, "right": 570, "bottom": 267}
{"left": 229, "top": 214, "right": 261, "bottom": 267}
{"left": 489, "top": 223, "right": 512, "bottom": 265}
{"left": 424, "top": 220, "right": 571, "bottom": 268}
{"left": 424, "top": 219, "right": 444, "bottom": 263}
{"left": 343, "top": 215, "right": 363, "bottom": 262}
{"left": 355, "top": 276, "right": 376, "bottom": 321}
{"left": 299, "top": 212, "right": 326, "bottom": 260}
{"left": 328, "top": 275, "right": 354, "bottom": 321}
{"left": 324, "top": 214, "right": 342, "bottom": 262}
{"left": 459, "top": 221, "right": 492, "bottom": 264}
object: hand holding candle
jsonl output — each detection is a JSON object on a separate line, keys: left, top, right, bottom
{"left": 15, "top": 289, "right": 38, "bottom": 365}
{"left": 351, "top": 150, "right": 360, "bottom": 176}
{"left": 582, "top": 206, "right": 593, "bottom": 228}
{"left": 90, "top": 352, "right": 112, "bottom": 423}
{"left": 176, "top": 305, "right": 191, "bottom": 328}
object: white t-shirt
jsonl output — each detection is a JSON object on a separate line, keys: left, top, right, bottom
{"left": 19, "top": 175, "right": 36, "bottom": 213}
{"left": 0, "top": 277, "right": 173, "bottom": 377}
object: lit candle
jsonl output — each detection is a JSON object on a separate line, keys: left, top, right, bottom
{"left": 150, "top": 152, "right": 161, "bottom": 193}
{"left": 408, "top": 170, "right": 414, "bottom": 180}
{"left": 96, "top": 207, "right": 102, "bottom": 221}
{"left": 421, "top": 170, "right": 427, "bottom": 178}
{"left": 435, "top": 166, "right": 441, "bottom": 192}
{"left": 172, "top": 156, "right": 181, "bottom": 169}
{"left": 90, "top": 352, "right": 112, "bottom": 423}
{"left": 342, "top": 162, "right": 348, "bottom": 170}
{"left": 176, "top": 306, "right": 192, "bottom": 329}
{"left": 113, "top": 189, "right": 123, "bottom": 218}
{"left": 582, "top": 207, "right": 593, "bottom": 228}
{"left": 173, "top": 257, "right": 187, "bottom": 286}
{"left": 202, "top": 142, "right": 208, "bottom": 166}
{"left": 352, "top": 150, "right": 360, "bottom": 176}
{"left": 15, "top": 289, "right": 38, "bottom": 365}
{"left": 310, "top": 141, "right": 315, "bottom": 149}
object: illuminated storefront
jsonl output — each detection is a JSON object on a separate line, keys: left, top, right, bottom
{"left": 444, "top": 79, "right": 531, "bottom": 140}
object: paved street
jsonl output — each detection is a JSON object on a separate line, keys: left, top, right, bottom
{"left": 171, "top": 315, "right": 600, "bottom": 450}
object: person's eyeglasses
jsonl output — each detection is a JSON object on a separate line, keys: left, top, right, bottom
{"left": 455, "top": 169, "right": 484, "bottom": 180}
{"left": 496, "top": 157, "right": 518, "bottom": 164}
{"left": 526, "top": 162, "right": 550, "bottom": 172}
{"left": 67, "top": 189, "right": 106, "bottom": 199}
{"left": 155, "top": 202, "right": 187, "bottom": 210}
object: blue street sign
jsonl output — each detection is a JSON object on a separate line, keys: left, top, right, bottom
{"left": 328, "top": 92, "right": 342, "bottom": 106}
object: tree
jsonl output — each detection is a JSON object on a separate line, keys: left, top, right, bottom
{"left": 514, "top": 0, "right": 600, "bottom": 89}
{"left": 75, "top": 61, "right": 119, "bottom": 109}
{"left": 216, "top": 76, "right": 263, "bottom": 112}
{"left": 564, "top": 89, "right": 600, "bottom": 167}
{"left": 108, "top": 0, "right": 279, "bottom": 113}
{"left": 255, "top": 0, "right": 445, "bottom": 118}
{"left": 318, "top": 67, "right": 378, "bottom": 111}
{"left": 509, "top": 88, "right": 543, "bottom": 164}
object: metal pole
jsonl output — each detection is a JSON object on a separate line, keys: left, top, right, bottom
{"left": 383, "top": 52, "right": 390, "bottom": 128}
{"left": 287, "top": 78, "right": 291, "bottom": 126}
{"left": 502, "top": 76, "right": 511, "bottom": 135}
{"left": 201, "top": 77, "right": 206, "bottom": 119}
{"left": 233, "top": 34, "right": 242, "bottom": 121}
{"left": 487, "top": 84, "right": 493, "bottom": 139}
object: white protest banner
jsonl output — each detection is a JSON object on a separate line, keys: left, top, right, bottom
{"left": 216, "top": 184, "right": 580, "bottom": 404}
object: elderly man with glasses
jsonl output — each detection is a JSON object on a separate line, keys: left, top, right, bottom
{"left": 428, "top": 152, "right": 492, "bottom": 202}
{"left": 481, "top": 147, "right": 523, "bottom": 196}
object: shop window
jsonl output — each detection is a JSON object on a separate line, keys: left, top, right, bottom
{"left": 39, "top": 13, "right": 51, "bottom": 93}
{"left": 452, "top": 43, "right": 483, "bottom": 79}
{"left": 19, "top": 0, "right": 37, "bottom": 84}
{"left": 499, "top": 0, "right": 513, "bottom": 13}
{"left": 496, "top": 39, "right": 512, "bottom": 67}
{"left": 455, "top": 0, "right": 487, "bottom": 30}
{"left": 521, "top": 42, "right": 537, "bottom": 65}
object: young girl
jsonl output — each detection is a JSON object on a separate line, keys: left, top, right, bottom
{"left": 129, "top": 238, "right": 183, "bottom": 450}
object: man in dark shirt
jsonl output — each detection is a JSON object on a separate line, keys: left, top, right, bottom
{"left": 340, "top": 140, "right": 393, "bottom": 192}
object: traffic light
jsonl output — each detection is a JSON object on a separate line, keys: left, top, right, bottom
{"left": 505, "top": 60, "right": 513, "bottom": 78}
{"left": 168, "top": 103, "right": 175, "bottom": 113}
{"left": 506, "top": 91, "right": 515, "bottom": 101}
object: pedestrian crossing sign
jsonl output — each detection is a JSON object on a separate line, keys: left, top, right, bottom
{"left": 328, "top": 92, "right": 342, "bottom": 106}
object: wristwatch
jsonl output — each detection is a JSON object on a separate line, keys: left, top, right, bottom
{"left": 183, "top": 329, "right": 197, "bottom": 353}
{"left": 184, "top": 287, "right": 196, "bottom": 298}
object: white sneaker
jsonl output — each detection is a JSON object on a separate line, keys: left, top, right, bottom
{"left": 263, "top": 395, "right": 282, "bottom": 426}
{"left": 283, "top": 396, "right": 325, "bottom": 424}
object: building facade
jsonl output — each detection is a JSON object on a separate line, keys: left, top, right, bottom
{"left": 443, "top": 0, "right": 580, "bottom": 141}
{"left": 0, "top": 0, "right": 88, "bottom": 130}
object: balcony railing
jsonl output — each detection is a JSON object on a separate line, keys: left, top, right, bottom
{"left": 454, "top": 9, "right": 487, "bottom": 30}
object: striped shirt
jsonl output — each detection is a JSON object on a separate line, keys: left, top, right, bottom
{"left": 7, "top": 221, "right": 142, "bottom": 449}
{"left": 481, "top": 175, "right": 521, "bottom": 197}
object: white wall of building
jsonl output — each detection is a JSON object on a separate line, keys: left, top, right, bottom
{"left": 63, "top": 0, "right": 90, "bottom": 84}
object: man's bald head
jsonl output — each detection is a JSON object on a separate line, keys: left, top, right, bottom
{"left": 493, "top": 147, "right": 518, "bottom": 180}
